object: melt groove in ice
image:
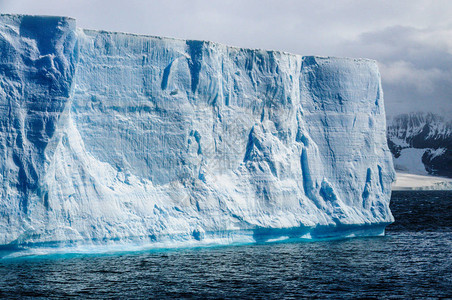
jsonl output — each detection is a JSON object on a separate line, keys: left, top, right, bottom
{"left": 0, "top": 15, "right": 395, "bottom": 248}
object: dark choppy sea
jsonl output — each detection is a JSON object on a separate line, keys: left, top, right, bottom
{"left": 0, "top": 191, "right": 451, "bottom": 299}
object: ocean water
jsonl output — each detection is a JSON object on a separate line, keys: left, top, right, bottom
{"left": 0, "top": 191, "right": 451, "bottom": 299}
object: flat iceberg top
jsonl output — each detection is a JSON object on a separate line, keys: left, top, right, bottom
{"left": 0, "top": 14, "right": 394, "bottom": 249}
{"left": 1, "top": 13, "right": 376, "bottom": 62}
{"left": 82, "top": 27, "right": 376, "bottom": 63}
{"left": 0, "top": 13, "right": 75, "bottom": 20}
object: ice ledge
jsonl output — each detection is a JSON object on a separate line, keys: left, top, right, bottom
{"left": 0, "top": 223, "right": 389, "bottom": 259}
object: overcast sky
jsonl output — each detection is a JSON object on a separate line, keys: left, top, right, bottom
{"left": 2, "top": 0, "right": 451, "bottom": 118}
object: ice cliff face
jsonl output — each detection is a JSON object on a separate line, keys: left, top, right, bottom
{"left": 0, "top": 15, "right": 395, "bottom": 247}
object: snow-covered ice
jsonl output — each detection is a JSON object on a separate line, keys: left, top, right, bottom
{"left": 0, "top": 15, "right": 395, "bottom": 248}
{"left": 393, "top": 148, "right": 429, "bottom": 175}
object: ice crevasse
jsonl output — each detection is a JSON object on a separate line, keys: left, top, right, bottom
{"left": 0, "top": 15, "right": 395, "bottom": 248}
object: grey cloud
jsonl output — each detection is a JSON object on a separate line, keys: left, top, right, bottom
{"left": 1, "top": 0, "right": 452, "bottom": 118}
{"left": 356, "top": 26, "right": 452, "bottom": 69}
{"left": 337, "top": 25, "right": 452, "bottom": 117}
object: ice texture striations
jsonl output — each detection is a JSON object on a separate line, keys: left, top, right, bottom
{"left": 0, "top": 15, "right": 395, "bottom": 248}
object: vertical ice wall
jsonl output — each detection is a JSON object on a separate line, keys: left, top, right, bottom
{"left": 0, "top": 15, "right": 395, "bottom": 247}
{"left": 0, "top": 15, "right": 78, "bottom": 243}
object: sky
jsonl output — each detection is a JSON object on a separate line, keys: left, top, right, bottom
{"left": 1, "top": 0, "right": 451, "bottom": 118}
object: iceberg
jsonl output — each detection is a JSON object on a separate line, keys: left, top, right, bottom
{"left": 0, "top": 15, "right": 395, "bottom": 249}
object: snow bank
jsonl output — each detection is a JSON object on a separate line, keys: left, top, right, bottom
{"left": 392, "top": 172, "right": 452, "bottom": 191}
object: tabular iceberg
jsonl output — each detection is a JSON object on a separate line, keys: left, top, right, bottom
{"left": 0, "top": 15, "right": 395, "bottom": 248}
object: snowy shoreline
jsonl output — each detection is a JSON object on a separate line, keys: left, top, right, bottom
{"left": 392, "top": 172, "right": 452, "bottom": 191}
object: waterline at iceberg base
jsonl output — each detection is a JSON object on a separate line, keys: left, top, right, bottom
{"left": 0, "top": 15, "right": 395, "bottom": 251}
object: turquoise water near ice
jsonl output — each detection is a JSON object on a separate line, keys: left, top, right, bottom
{"left": 0, "top": 191, "right": 451, "bottom": 298}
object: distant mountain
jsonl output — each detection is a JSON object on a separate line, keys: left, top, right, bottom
{"left": 387, "top": 112, "right": 452, "bottom": 178}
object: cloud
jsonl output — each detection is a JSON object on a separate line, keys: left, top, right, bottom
{"left": 338, "top": 25, "right": 452, "bottom": 117}
{"left": 379, "top": 61, "right": 445, "bottom": 93}
{"left": 1, "top": 0, "right": 451, "bottom": 117}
